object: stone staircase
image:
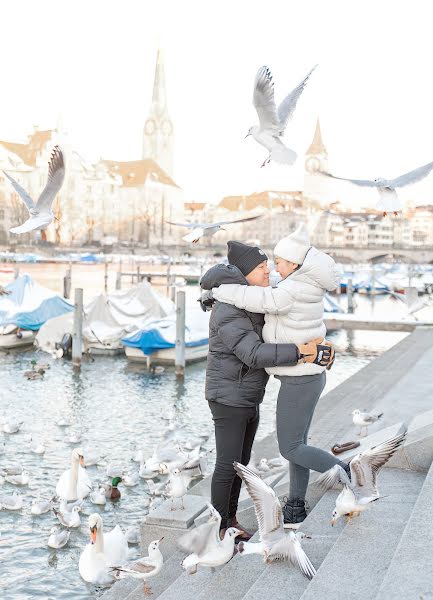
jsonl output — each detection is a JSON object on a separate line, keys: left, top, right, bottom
{"left": 102, "top": 327, "right": 433, "bottom": 600}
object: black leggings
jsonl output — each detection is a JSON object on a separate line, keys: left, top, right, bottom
{"left": 208, "top": 401, "right": 259, "bottom": 529}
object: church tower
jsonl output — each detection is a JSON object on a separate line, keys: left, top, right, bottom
{"left": 305, "top": 118, "right": 328, "bottom": 174}
{"left": 142, "top": 49, "right": 174, "bottom": 176}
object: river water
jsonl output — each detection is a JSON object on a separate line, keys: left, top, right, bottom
{"left": 0, "top": 261, "right": 430, "bottom": 600}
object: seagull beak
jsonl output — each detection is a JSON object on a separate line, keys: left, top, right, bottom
{"left": 159, "top": 537, "right": 164, "bottom": 543}
{"left": 244, "top": 133, "right": 251, "bottom": 139}
{"left": 331, "top": 519, "right": 336, "bottom": 527}
{"left": 220, "top": 227, "right": 226, "bottom": 231}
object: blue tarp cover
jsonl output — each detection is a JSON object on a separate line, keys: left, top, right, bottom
{"left": 0, "top": 275, "right": 73, "bottom": 330}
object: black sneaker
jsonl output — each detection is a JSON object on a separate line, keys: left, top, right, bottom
{"left": 281, "top": 497, "right": 308, "bottom": 529}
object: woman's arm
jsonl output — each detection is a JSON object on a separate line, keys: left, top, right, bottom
{"left": 212, "top": 283, "right": 295, "bottom": 315}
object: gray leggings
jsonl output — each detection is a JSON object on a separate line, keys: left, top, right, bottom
{"left": 276, "top": 372, "right": 345, "bottom": 500}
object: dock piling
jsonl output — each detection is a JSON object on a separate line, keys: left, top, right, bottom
{"left": 175, "top": 290, "right": 186, "bottom": 378}
{"left": 72, "top": 288, "right": 83, "bottom": 369}
{"left": 347, "top": 278, "right": 354, "bottom": 313}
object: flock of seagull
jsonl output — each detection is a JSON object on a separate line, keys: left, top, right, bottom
{"left": 2, "top": 66, "right": 433, "bottom": 245}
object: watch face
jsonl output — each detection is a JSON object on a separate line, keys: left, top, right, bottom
{"left": 162, "top": 120, "right": 172, "bottom": 135}
{"left": 145, "top": 119, "right": 155, "bottom": 134}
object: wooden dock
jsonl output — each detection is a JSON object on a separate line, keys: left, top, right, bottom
{"left": 324, "top": 313, "right": 433, "bottom": 332}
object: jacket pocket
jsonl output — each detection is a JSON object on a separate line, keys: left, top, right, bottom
{"left": 238, "top": 363, "right": 251, "bottom": 384}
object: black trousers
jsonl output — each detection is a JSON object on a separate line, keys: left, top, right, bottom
{"left": 208, "top": 401, "right": 260, "bottom": 529}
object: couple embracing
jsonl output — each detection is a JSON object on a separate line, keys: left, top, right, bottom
{"left": 199, "top": 224, "right": 351, "bottom": 540}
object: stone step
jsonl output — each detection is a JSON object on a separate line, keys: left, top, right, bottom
{"left": 124, "top": 550, "right": 186, "bottom": 600}
{"left": 241, "top": 489, "right": 346, "bottom": 600}
{"left": 193, "top": 487, "right": 346, "bottom": 600}
{"left": 299, "top": 468, "right": 426, "bottom": 600}
{"left": 375, "top": 461, "right": 433, "bottom": 600}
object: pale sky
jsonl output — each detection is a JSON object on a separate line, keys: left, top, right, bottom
{"left": 1, "top": 0, "right": 433, "bottom": 205}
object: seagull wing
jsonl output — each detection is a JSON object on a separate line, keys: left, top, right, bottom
{"left": 2, "top": 171, "right": 35, "bottom": 212}
{"left": 35, "top": 146, "right": 66, "bottom": 212}
{"left": 234, "top": 462, "right": 283, "bottom": 541}
{"left": 177, "top": 519, "right": 220, "bottom": 556}
{"left": 314, "top": 464, "right": 351, "bottom": 490}
{"left": 277, "top": 65, "right": 317, "bottom": 133}
{"left": 165, "top": 221, "right": 198, "bottom": 229}
{"left": 216, "top": 215, "right": 264, "bottom": 226}
{"left": 350, "top": 424, "right": 407, "bottom": 497}
{"left": 183, "top": 228, "right": 204, "bottom": 243}
{"left": 322, "top": 172, "right": 377, "bottom": 187}
{"left": 390, "top": 160, "right": 433, "bottom": 188}
{"left": 268, "top": 531, "right": 316, "bottom": 579}
{"left": 10, "top": 215, "right": 49, "bottom": 234}
{"left": 253, "top": 66, "right": 281, "bottom": 133}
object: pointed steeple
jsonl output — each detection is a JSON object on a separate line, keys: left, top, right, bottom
{"left": 152, "top": 48, "right": 167, "bottom": 112}
{"left": 306, "top": 118, "right": 327, "bottom": 156}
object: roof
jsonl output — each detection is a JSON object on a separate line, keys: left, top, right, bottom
{"left": 184, "top": 202, "right": 206, "bottom": 211}
{"left": 306, "top": 118, "right": 327, "bottom": 156}
{"left": 219, "top": 190, "right": 303, "bottom": 211}
{"left": 102, "top": 158, "right": 179, "bottom": 188}
{"left": 0, "top": 129, "right": 55, "bottom": 167}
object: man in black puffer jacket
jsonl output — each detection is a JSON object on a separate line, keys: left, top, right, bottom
{"left": 200, "top": 241, "right": 334, "bottom": 540}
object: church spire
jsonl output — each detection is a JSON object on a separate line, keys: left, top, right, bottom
{"left": 306, "top": 118, "right": 327, "bottom": 156}
{"left": 151, "top": 48, "right": 167, "bottom": 111}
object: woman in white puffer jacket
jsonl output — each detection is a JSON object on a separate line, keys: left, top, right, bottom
{"left": 212, "top": 223, "right": 349, "bottom": 528}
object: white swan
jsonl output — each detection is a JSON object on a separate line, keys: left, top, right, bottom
{"left": 56, "top": 448, "right": 91, "bottom": 501}
{"left": 79, "top": 514, "right": 129, "bottom": 584}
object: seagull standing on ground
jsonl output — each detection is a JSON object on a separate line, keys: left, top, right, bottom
{"left": 352, "top": 409, "right": 383, "bottom": 437}
{"left": 322, "top": 161, "right": 433, "bottom": 216}
{"left": 112, "top": 538, "right": 164, "bottom": 595}
{"left": 246, "top": 65, "right": 317, "bottom": 168}
{"left": 166, "top": 215, "right": 263, "bottom": 244}
{"left": 314, "top": 425, "right": 407, "bottom": 524}
{"left": 178, "top": 503, "right": 241, "bottom": 574}
{"left": 4, "top": 146, "right": 65, "bottom": 237}
{"left": 233, "top": 462, "right": 316, "bottom": 579}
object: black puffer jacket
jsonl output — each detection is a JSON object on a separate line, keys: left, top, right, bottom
{"left": 200, "top": 264, "right": 299, "bottom": 408}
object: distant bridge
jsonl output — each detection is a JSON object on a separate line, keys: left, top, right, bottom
{"left": 314, "top": 245, "right": 433, "bottom": 264}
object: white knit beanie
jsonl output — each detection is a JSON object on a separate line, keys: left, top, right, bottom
{"left": 273, "top": 223, "right": 311, "bottom": 264}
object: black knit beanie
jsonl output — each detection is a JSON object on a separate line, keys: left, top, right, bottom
{"left": 227, "top": 241, "right": 268, "bottom": 276}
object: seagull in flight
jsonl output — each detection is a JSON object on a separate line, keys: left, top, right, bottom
{"left": 314, "top": 425, "right": 407, "bottom": 524}
{"left": 4, "top": 146, "right": 65, "bottom": 238}
{"left": 387, "top": 286, "right": 433, "bottom": 320}
{"left": 246, "top": 65, "right": 317, "bottom": 168}
{"left": 167, "top": 215, "right": 263, "bottom": 244}
{"left": 233, "top": 462, "right": 316, "bottom": 579}
{"left": 322, "top": 160, "right": 433, "bottom": 216}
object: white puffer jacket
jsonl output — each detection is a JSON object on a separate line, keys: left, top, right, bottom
{"left": 213, "top": 247, "right": 340, "bottom": 376}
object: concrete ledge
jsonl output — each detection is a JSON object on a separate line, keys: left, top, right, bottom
{"left": 144, "top": 494, "right": 209, "bottom": 529}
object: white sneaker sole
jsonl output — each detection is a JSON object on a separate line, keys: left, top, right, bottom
{"left": 283, "top": 522, "right": 301, "bottom": 529}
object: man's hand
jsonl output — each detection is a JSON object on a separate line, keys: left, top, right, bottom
{"left": 198, "top": 290, "right": 214, "bottom": 312}
{"left": 297, "top": 337, "right": 335, "bottom": 369}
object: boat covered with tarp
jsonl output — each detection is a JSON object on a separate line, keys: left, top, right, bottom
{"left": 36, "top": 282, "right": 174, "bottom": 355}
{"left": 0, "top": 275, "right": 73, "bottom": 348}
{"left": 122, "top": 305, "right": 209, "bottom": 365}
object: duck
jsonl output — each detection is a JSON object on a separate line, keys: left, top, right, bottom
{"left": 79, "top": 513, "right": 129, "bottom": 584}
{"left": 102, "top": 477, "right": 122, "bottom": 501}
{"left": 56, "top": 448, "right": 91, "bottom": 501}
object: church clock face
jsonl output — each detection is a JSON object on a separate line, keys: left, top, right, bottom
{"left": 306, "top": 156, "right": 320, "bottom": 173}
{"left": 145, "top": 119, "right": 156, "bottom": 134}
{"left": 162, "top": 120, "right": 173, "bottom": 135}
